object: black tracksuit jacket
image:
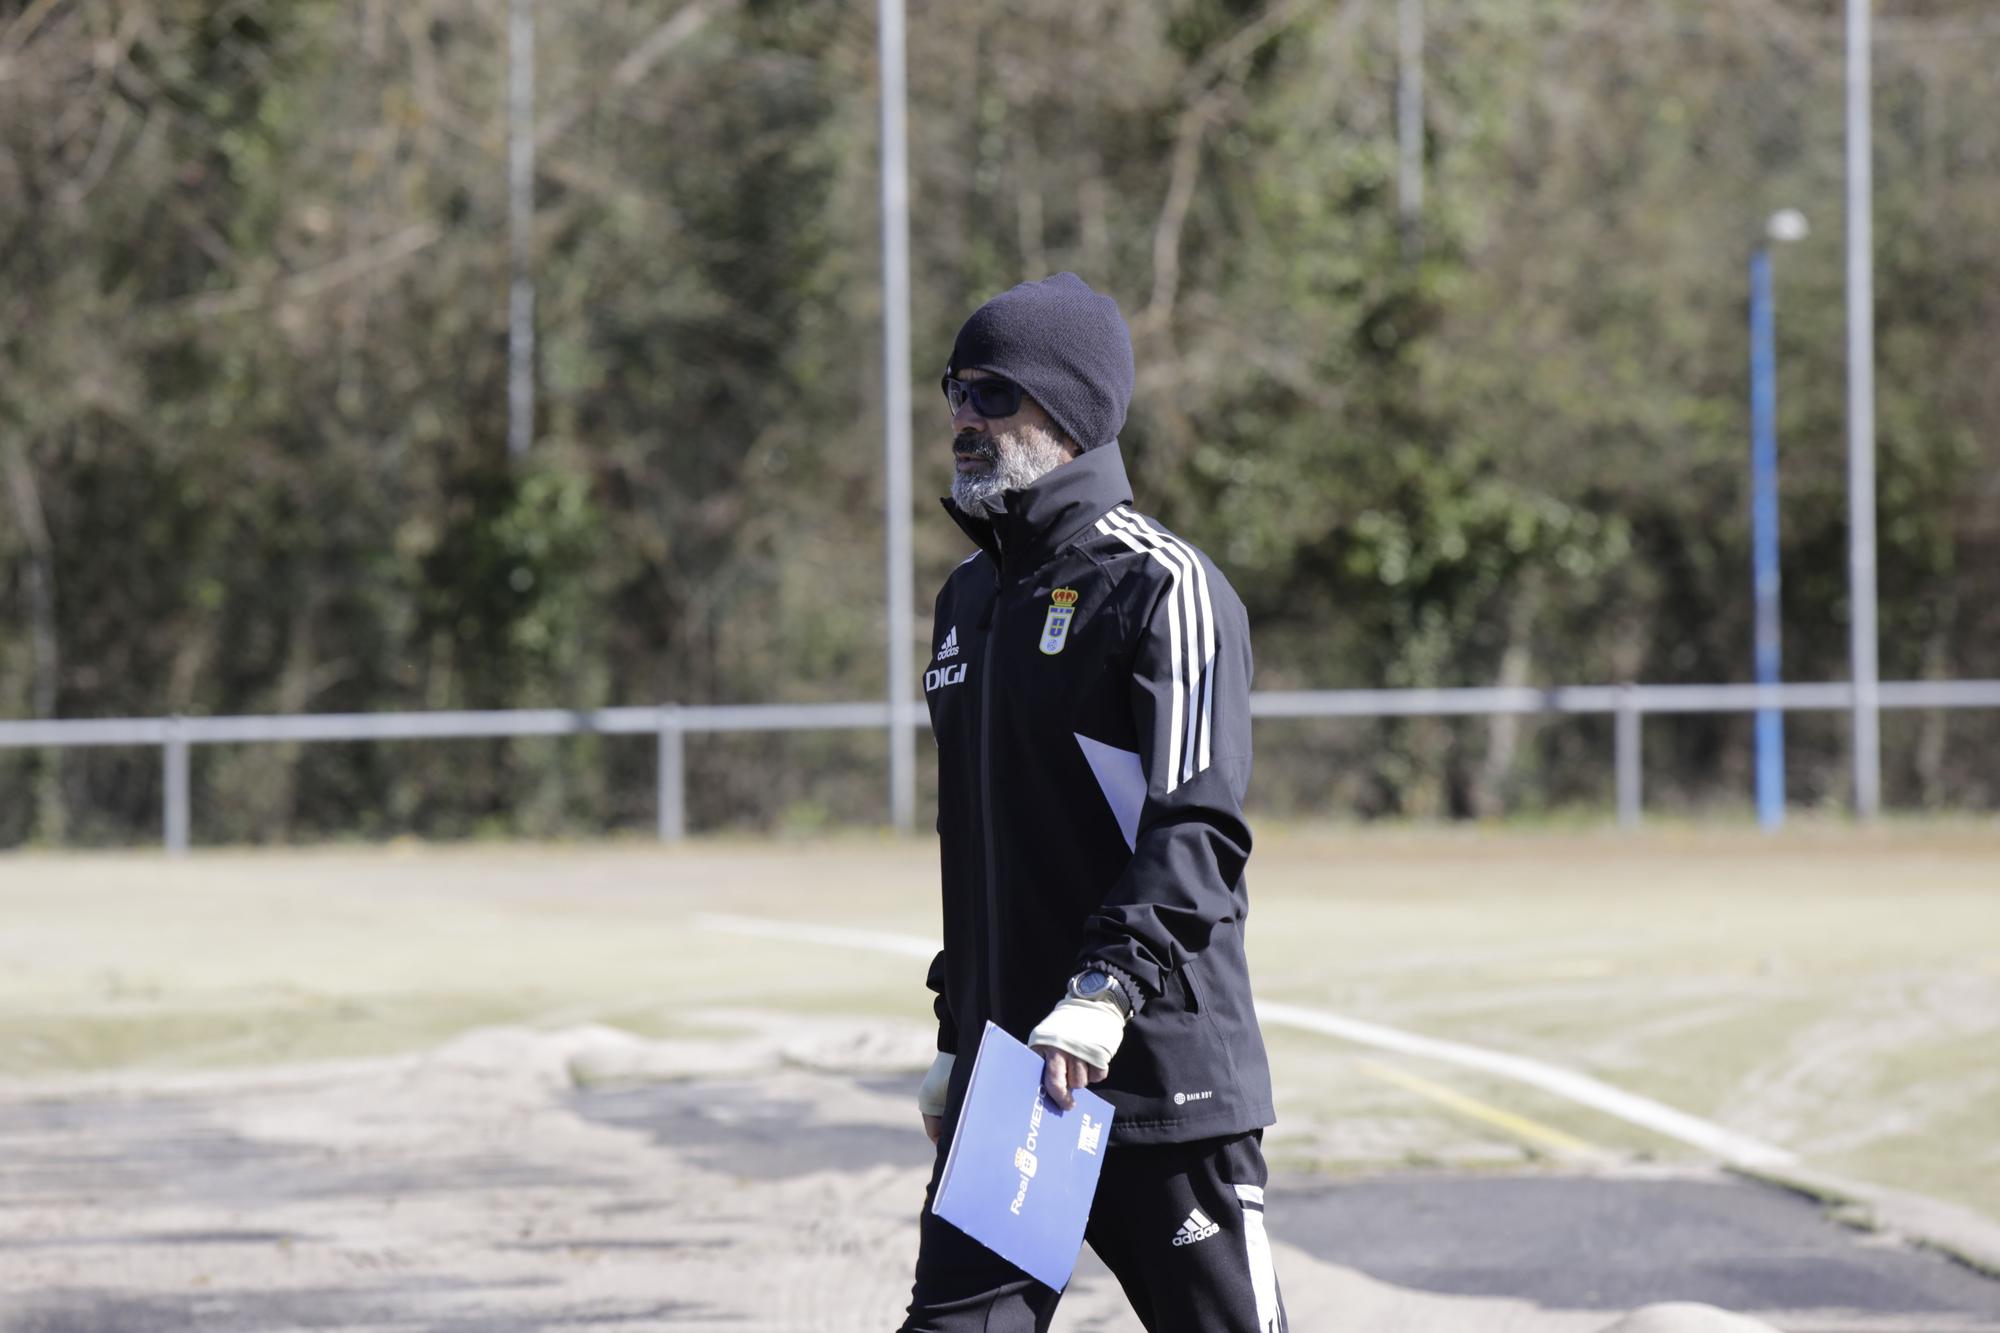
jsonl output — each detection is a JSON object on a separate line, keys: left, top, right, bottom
{"left": 924, "top": 443, "right": 1275, "bottom": 1147}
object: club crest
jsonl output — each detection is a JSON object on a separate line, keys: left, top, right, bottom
{"left": 1039, "top": 588, "right": 1079, "bottom": 655}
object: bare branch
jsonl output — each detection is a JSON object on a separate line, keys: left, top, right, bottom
{"left": 1175, "top": 0, "right": 1324, "bottom": 98}
{"left": 1137, "top": 90, "right": 1228, "bottom": 335}
{"left": 60, "top": 95, "right": 132, "bottom": 207}
{"left": 536, "top": 0, "right": 739, "bottom": 148}
{"left": 172, "top": 222, "right": 445, "bottom": 322}
{"left": 1141, "top": 0, "right": 1350, "bottom": 334}
{"left": 0, "top": 0, "right": 66, "bottom": 59}
{"left": 0, "top": 433, "right": 59, "bottom": 721}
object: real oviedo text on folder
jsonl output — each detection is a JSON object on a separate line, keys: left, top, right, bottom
{"left": 930, "top": 1021, "right": 1114, "bottom": 1290}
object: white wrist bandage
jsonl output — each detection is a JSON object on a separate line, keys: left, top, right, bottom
{"left": 916, "top": 1052, "right": 954, "bottom": 1117}
{"left": 1027, "top": 995, "right": 1128, "bottom": 1071}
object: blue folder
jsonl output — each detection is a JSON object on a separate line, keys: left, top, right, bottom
{"left": 931, "top": 1022, "right": 1115, "bottom": 1290}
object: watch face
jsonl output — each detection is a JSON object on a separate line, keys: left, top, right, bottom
{"left": 1075, "top": 972, "right": 1111, "bottom": 998}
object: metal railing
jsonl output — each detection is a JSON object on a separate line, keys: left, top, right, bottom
{"left": 2, "top": 680, "right": 1996, "bottom": 852}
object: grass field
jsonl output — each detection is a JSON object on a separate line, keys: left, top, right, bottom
{"left": 4, "top": 822, "right": 1997, "bottom": 1225}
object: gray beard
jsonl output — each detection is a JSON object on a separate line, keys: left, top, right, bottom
{"left": 950, "top": 432, "right": 1071, "bottom": 516}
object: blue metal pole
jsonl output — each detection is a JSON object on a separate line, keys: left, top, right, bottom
{"left": 1749, "top": 248, "right": 1785, "bottom": 829}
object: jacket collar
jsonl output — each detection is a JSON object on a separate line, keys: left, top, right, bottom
{"left": 942, "top": 441, "right": 1135, "bottom": 576}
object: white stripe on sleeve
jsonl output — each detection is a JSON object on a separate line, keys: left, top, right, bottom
{"left": 1104, "top": 507, "right": 1218, "bottom": 788}
{"left": 1097, "top": 513, "right": 1190, "bottom": 793}
{"left": 1120, "top": 508, "right": 1217, "bottom": 779}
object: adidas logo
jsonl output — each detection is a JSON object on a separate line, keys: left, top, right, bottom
{"left": 1171, "top": 1208, "right": 1221, "bottom": 1247}
{"left": 936, "top": 626, "right": 960, "bottom": 660}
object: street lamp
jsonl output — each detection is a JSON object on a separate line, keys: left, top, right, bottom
{"left": 1749, "top": 208, "right": 1808, "bottom": 830}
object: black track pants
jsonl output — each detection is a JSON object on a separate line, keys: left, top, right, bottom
{"left": 899, "top": 1131, "right": 1287, "bottom": 1333}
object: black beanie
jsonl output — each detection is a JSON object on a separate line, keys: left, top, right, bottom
{"left": 946, "top": 273, "right": 1135, "bottom": 452}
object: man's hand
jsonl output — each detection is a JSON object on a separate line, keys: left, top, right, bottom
{"left": 1026, "top": 992, "right": 1128, "bottom": 1110}
{"left": 916, "top": 1052, "right": 953, "bottom": 1143}
{"left": 1031, "top": 1044, "right": 1106, "bottom": 1111}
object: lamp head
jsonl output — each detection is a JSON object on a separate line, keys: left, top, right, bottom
{"left": 1766, "top": 209, "right": 1810, "bottom": 244}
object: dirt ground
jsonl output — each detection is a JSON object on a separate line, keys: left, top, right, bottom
{"left": 2, "top": 826, "right": 1998, "bottom": 1329}
{"left": 4, "top": 1023, "right": 1999, "bottom": 1332}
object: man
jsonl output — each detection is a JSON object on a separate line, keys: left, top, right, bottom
{"left": 904, "top": 273, "right": 1286, "bottom": 1333}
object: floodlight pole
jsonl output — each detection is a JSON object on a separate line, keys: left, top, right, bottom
{"left": 879, "top": 0, "right": 916, "bottom": 834}
{"left": 1845, "top": 0, "right": 1881, "bottom": 817}
{"left": 1748, "top": 246, "right": 1784, "bottom": 830}
{"left": 1396, "top": 0, "right": 1424, "bottom": 258}
{"left": 507, "top": 0, "right": 536, "bottom": 460}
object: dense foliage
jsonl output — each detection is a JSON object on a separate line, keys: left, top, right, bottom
{"left": 3, "top": 0, "right": 1995, "bottom": 844}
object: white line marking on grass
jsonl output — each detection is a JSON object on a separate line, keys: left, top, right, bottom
{"left": 693, "top": 914, "right": 1797, "bottom": 1170}
{"left": 1256, "top": 1001, "right": 1795, "bottom": 1169}
{"left": 693, "top": 913, "right": 940, "bottom": 960}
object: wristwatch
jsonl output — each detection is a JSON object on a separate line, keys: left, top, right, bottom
{"left": 1067, "top": 969, "right": 1132, "bottom": 1020}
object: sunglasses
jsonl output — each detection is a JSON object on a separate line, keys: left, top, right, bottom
{"left": 942, "top": 374, "right": 1026, "bottom": 419}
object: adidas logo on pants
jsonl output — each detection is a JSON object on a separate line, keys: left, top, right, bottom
{"left": 1172, "top": 1208, "right": 1221, "bottom": 1246}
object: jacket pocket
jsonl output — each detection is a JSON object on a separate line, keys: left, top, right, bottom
{"left": 1107, "top": 957, "right": 1232, "bottom": 1105}
{"left": 1178, "top": 952, "right": 1245, "bottom": 1091}
{"left": 1178, "top": 957, "right": 1206, "bottom": 1015}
